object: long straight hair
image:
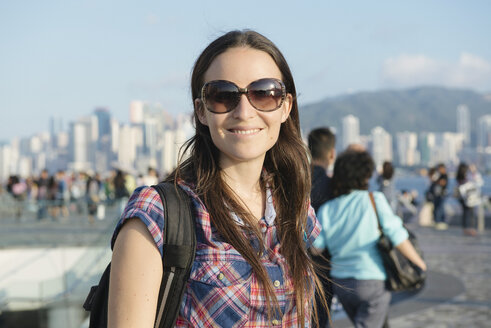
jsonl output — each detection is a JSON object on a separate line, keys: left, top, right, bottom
{"left": 169, "top": 30, "right": 324, "bottom": 326}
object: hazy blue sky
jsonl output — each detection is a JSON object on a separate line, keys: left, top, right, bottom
{"left": 1, "top": 0, "right": 490, "bottom": 141}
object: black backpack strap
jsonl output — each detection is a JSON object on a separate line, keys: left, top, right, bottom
{"left": 152, "top": 182, "right": 196, "bottom": 328}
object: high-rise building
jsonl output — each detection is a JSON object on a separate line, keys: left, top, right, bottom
{"left": 419, "top": 132, "right": 436, "bottom": 166}
{"left": 441, "top": 132, "right": 465, "bottom": 167}
{"left": 130, "top": 101, "right": 144, "bottom": 124}
{"left": 68, "top": 116, "right": 98, "bottom": 172}
{"left": 161, "top": 130, "right": 177, "bottom": 175}
{"left": 456, "top": 104, "right": 471, "bottom": 146}
{"left": 110, "top": 119, "right": 120, "bottom": 154}
{"left": 117, "top": 124, "right": 142, "bottom": 170}
{"left": 143, "top": 117, "right": 158, "bottom": 159}
{"left": 0, "top": 143, "right": 12, "bottom": 183}
{"left": 428, "top": 132, "right": 465, "bottom": 167}
{"left": 371, "top": 126, "right": 392, "bottom": 170}
{"left": 477, "top": 115, "right": 491, "bottom": 150}
{"left": 70, "top": 122, "right": 90, "bottom": 172}
{"left": 94, "top": 108, "right": 111, "bottom": 138}
{"left": 49, "top": 116, "right": 64, "bottom": 150}
{"left": 396, "top": 132, "right": 419, "bottom": 166}
{"left": 342, "top": 115, "right": 360, "bottom": 150}
{"left": 476, "top": 115, "right": 491, "bottom": 172}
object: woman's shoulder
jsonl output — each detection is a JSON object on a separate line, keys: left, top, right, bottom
{"left": 125, "top": 186, "right": 163, "bottom": 212}
{"left": 111, "top": 186, "right": 169, "bottom": 256}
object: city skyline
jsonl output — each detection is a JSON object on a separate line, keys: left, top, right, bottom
{"left": 1, "top": 1, "right": 491, "bottom": 141}
{"left": 1, "top": 100, "right": 490, "bottom": 184}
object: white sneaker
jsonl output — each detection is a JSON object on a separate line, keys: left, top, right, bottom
{"left": 435, "top": 222, "right": 448, "bottom": 230}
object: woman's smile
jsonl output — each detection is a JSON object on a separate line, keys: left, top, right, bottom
{"left": 227, "top": 127, "right": 262, "bottom": 135}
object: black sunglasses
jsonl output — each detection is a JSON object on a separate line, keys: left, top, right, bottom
{"left": 200, "top": 78, "right": 286, "bottom": 114}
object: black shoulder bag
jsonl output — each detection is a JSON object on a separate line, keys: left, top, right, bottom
{"left": 368, "top": 192, "right": 426, "bottom": 292}
{"left": 83, "top": 182, "right": 196, "bottom": 328}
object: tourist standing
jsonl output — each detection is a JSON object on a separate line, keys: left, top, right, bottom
{"left": 430, "top": 163, "right": 449, "bottom": 230}
{"left": 456, "top": 162, "right": 483, "bottom": 236}
{"left": 314, "top": 150, "right": 426, "bottom": 328}
{"left": 108, "top": 30, "right": 325, "bottom": 327}
{"left": 308, "top": 127, "right": 336, "bottom": 327}
{"left": 376, "top": 161, "right": 397, "bottom": 213}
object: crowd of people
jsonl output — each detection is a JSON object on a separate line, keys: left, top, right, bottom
{"left": 373, "top": 160, "right": 486, "bottom": 237}
{"left": 421, "top": 162, "right": 484, "bottom": 235}
{"left": 307, "top": 126, "right": 486, "bottom": 327}
{"left": 2, "top": 167, "right": 161, "bottom": 223}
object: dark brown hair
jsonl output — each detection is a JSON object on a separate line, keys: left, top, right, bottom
{"left": 168, "top": 30, "right": 323, "bottom": 326}
{"left": 330, "top": 150, "right": 375, "bottom": 198}
{"left": 381, "top": 161, "right": 394, "bottom": 180}
{"left": 308, "top": 127, "right": 336, "bottom": 161}
{"left": 456, "top": 162, "right": 468, "bottom": 183}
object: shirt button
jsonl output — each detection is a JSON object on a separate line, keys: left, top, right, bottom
{"left": 272, "top": 319, "right": 280, "bottom": 325}
{"left": 217, "top": 273, "right": 224, "bottom": 280}
{"left": 273, "top": 280, "right": 281, "bottom": 287}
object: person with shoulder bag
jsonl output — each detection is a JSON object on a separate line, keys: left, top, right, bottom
{"left": 313, "top": 150, "right": 426, "bottom": 328}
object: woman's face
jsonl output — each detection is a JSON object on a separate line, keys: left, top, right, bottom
{"left": 196, "top": 47, "right": 292, "bottom": 168}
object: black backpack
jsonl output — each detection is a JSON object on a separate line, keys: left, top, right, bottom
{"left": 83, "top": 182, "right": 196, "bottom": 328}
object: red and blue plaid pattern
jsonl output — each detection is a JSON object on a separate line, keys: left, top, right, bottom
{"left": 112, "top": 181, "right": 321, "bottom": 327}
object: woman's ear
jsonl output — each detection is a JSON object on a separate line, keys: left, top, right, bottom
{"left": 281, "top": 93, "right": 293, "bottom": 123}
{"left": 195, "top": 98, "right": 208, "bottom": 126}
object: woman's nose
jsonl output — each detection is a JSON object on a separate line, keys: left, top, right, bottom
{"left": 232, "top": 94, "right": 256, "bottom": 119}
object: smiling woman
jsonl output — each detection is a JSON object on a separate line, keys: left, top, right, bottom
{"left": 107, "top": 30, "right": 327, "bottom": 328}
{"left": 196, "top": 47, "right": 291, "bottom": 166}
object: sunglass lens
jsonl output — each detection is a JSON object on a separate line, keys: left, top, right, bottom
{"left": 248, "top": 79, "right": 283, "bottom": 111}
{"left": 204, "top": 81, "right": 239, "bottom": 113}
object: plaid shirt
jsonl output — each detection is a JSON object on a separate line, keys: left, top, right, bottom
{"left": 112, "top": 181, "right": 321, "bottom": 327}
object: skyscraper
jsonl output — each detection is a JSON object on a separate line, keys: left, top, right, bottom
{"left": 49, "top": 116, "right": 64, "bottom": 149}
{"left": 440, "top": 132, "right": 465, "bottom": 166}
{"left": 342, "top": 115, "right": 360, "bottom": 150}
{"left": 456, "top": 104, "right": 470, "bottom": 146}
{"left": 68, "top": 115, "right": 98, "bottom": 172}
{"left": 94, "top": 108, "right": 111, "bottom": 138}
{"left": 477, "top": 115, "right": 491, "bottom": 150}
{"left": 130, "top": 101, "right": 144, "bottom": 124}
{"left": 0, "top": 143, "right": 12, "bottom": 183}
{"left": 396, "top": 132, "right": 419, "bottom": 166}
{"left": 117, "top": 124, "right": 142, "bottom": 170}
{"left": 371, "top": 126, "right": 392, "bottom": 170}
{"left": 419, "top": 132, "right": 436, "bottom": 166}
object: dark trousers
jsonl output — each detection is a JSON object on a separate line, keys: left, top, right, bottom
{"left": 460, "top": 200, "right": 476, "bottom": 229}
{"left": 333, "top": 278, "right": 391, "bottom": 328}
{"left": 433, "top": 197, "right": 446, "bottom": 223}
{"left": 312, "top": 251, "right": 333, "bottom": 328}
{"left": 37, "top": 200, "right": 48, "bottom": 219}
{"left": 314, "top": 275, "right": 333, "bottom": 328}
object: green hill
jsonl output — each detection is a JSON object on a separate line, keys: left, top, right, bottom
{"left": 299, "top": 86, "right": 491, "bottom": 136}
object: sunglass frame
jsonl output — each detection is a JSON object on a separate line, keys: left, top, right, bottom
{"left": 200, "top": 78, "right": 286, "bottom": 114}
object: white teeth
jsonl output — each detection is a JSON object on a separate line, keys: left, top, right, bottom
{"left": 232, "top": 129, "right": 260, "bottom": 135}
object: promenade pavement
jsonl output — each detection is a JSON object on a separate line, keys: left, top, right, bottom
{"left": 0, "top": 208, "right": 119, "bottom": 249}
{"left": 333, "top": 223, "right": 491, "bottom": 328}
{"left": 1, "top": 206, "right": 490, "bottom": 327}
